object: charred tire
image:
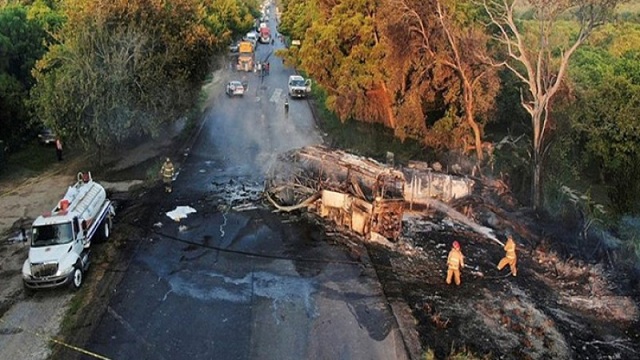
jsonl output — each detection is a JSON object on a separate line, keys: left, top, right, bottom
{"left": 70, "top": 266, "right": 83, "bottom": 290}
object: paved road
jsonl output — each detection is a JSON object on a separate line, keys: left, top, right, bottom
{"left": 82, "top": 9, "right": 408, "bottom": 360}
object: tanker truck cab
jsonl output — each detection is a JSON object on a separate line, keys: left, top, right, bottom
{"left": 22, "top": 172, "right": 115, "bottom": 292}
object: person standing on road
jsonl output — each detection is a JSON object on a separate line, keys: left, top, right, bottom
{"left": 446, "top": 241, "right": 465, "bottom": 286}
{"left": 55, "top": 138, "right": 63, "bottom": 161}
{"left": 160, "top": 158, "right": 175, "bottom": 193}
{"left": 497, "top": 234, "right": 517, "bottom": 276}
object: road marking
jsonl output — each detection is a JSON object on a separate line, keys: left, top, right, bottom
{"left": 0, "top": 317, "right": 112, "bottom": 360}
{"left": 270, "top": 88, "right": 282, "bottom": 103}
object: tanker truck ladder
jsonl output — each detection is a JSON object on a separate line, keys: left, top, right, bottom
{"left": 71, "top": 182, "right": 103, "bottom": 215}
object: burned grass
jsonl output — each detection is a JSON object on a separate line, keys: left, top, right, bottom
{"left": 351, "top": 182, "right": 640, "bottom": 359}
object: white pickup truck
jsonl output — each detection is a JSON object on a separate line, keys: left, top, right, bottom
{"left": 22, "top": 172, "right": 115, "bottom": 292}
{"left": 288, "top": 75, "right": 311, "bottom": 98}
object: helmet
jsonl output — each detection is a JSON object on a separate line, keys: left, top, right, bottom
{"left": 452, "top": 241, "right": 460, "bottom": 250}
{"left": 166, "top": 158, "right": 170, "bottom": 162}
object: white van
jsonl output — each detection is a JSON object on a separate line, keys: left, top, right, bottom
{"left": 245, "top": 32, "right": 258, "bottom": 45}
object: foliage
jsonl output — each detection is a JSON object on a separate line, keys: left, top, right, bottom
{"left": 569, "top": 74, "right": 640, "bottom": 214}
{"left": 314, "top": 0, "right": 500, "bottom": 158}
{"left": 312, "top": 86, "right": 428, "bottom": 164}
{"left": 618, "top": 216, "right": 640, "bottom": 260}
{"left": 298, "top": 0, "right": 388, "bottom": 125}
{"left": 277, "top": 0, "right": 317, "bottom": 42}
{"left": 567, "top": 25, "right": 640, "bottom": 214}
{"left": 560, "top": 185, "right": 607, "bottom": 239}
{"left": 29, "top": 0, "right": 219, "bottom": 156}
{"left": 482, "top": 0, "right": 622, "bottom": 210}
{"left": 200, "top": 0, "right": 260, "bottom": 47}
{"left": 0, "top": 1, "right": 61, "bottom": 148}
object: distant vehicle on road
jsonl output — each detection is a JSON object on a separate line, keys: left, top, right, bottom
{"left": 288, "top": 75, "right": 311, "bottom": 98}
{"left": 259, "top": 26, "right": 271, "bottom": 44}
{"left": 236, "top": 41, "right": 255, "bottom": 72}
{"left": 226, "top": 81, "right": 246, "bottom": 96}
{"left": 38, "top": 128, "right": 56, "bottom": 145}
{"left": 244, "top": 31, "right": 258, "bottom": 46}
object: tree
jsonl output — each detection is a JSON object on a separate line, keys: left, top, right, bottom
{"left": 0, "top": 2, "right": 60, "bottom": 148}
{"left": 482, "top": 0, "right": 621, "bottom": 210}
{"left": 30, "top": 0, "right": 218, "bottom": 157}
{"left": 278, "top": 0, "right": 317, "bottom": 42}
{"left": 391, "top": 0, "right": 499, "bottom": 160}
{"left": 568, "top": 26, "right": 640, "bottom": 214}
{"left": 200, "top": 0, "right": 259, "bottom": 47}
{"left": 298, "top": 0, "right": 391, "bottom": 126}
{"left": 383, "top": 0, "right": 499, "bottom": 158}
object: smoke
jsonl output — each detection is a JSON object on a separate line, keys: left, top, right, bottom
{"left": 202, "top": 65, "right": 322, "bottom": 180}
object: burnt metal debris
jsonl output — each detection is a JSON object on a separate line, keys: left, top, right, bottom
{"left": 265, "top": 145, "right": 475, "bottom": 241}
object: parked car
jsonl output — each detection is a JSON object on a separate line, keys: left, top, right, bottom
{"left": 225, "top": 81, "right": 246, "bottom": 96}
{"left": 228, "top": 42, "right": 239, "bottom": 53}
{"left": 38, "top": 128, "right": 56, "bottom": 145}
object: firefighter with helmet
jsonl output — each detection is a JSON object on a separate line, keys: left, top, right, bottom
{"left": 497, "top": 233, "right": 517, "bottom": 276}
{"left": 160, "top": 158, "right": 175, "bottom": 193}
{"left": 446, "top": 240, "right": 465, "bottom": 286}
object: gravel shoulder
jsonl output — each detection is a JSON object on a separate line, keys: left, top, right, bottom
{"left": 0, "top": 67, "right": 232, "bottom": 360}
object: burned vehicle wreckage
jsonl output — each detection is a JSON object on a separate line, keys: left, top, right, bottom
{"left": 263, "top": 145, "right": 640, "bottom": 359}
{"left": 264, "top": 145, "right": 486, "bottom": 243}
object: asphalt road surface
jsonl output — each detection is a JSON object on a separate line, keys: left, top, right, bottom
{"left": 81, "top": 12, "right": 409, "bottom": 360}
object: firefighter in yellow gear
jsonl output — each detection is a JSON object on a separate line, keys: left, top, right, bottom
{"left": 497, "top": 234, "right": 517, "bottom": 276}
{"left": 446, "top": 241, "right": 465, "bottom": 286}
{"left": 160, "top": 158, "right": 175, "bottom": 193}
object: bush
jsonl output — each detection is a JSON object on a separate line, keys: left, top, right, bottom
{"left": 618, "top": 216, "right": 640, "bottom": 260}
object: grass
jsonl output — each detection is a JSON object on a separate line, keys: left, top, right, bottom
{"left": 423, "top": 347, "right": 490, "bottom": 360}
{"left": 1, "top": 142, "right": 59, "bottom": 177}
{"left": 58, "top": 286, "right": 88, "bottom": 335}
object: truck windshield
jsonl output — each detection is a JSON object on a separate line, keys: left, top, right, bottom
{"left": 290, "top": 80, "right": 305, "bottom": 87}
{"left": 32, "top": 222, "right": 74, "bottom": 247}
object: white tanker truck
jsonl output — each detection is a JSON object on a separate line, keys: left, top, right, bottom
{"left": 22, "top": 172, "right": 115, "bottom": 292}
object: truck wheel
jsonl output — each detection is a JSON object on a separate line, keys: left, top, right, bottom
{"left": 102, "top": 219, "right": 111, "bottom": 240}
{"left": 70, "top": 267, "right": 83, "bottom": 290}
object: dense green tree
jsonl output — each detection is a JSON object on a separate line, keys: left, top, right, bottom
{"left": 0, "top": 2, "right": 59, "bottom": 148}
{"left": 572, "top": 73, "right": 640, "bottom": 214}
{"left": 298, "top": 0, "right": 389, "bottom": 126}
{"left": 278, "top": 0, "right": 317, "bottom": 43}
{"left": 200, "top": 0, "right": 260, "bottom": 47}
{"left": 30, "top": 0, "right": 218, "bottom": 156}
{"left": 567, "top": 23, "right": 640, "bottom": 214}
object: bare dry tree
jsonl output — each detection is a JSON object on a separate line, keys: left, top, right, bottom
{"left": 481, "top": 0, "right": 621, "bottom": 209}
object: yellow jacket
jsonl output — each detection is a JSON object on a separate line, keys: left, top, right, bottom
{"left": 504, "top": 238, "right": 516, "bottom": 259}
{"left": 447, "top": 249, "right": 464, "bottom": 270}
{"left": 161, "top": 161, "right": 175, "bottom": 178}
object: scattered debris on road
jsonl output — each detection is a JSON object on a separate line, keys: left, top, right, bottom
{"left": 165, "top": 206, "right": 197, "bottom": 222}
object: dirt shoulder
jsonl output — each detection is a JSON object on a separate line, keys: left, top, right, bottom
{"left": 0, "top": 67, "right": 228, "bottom": 360}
